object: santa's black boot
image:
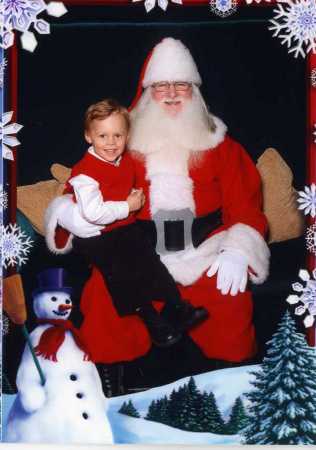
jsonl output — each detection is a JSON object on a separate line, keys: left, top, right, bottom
{"left": 96, "top": 363, "right": 125, "bottom": 398}
{"left": 136, "top": 304, "right": 182, "bottom": 348}
{"left": 163, "top": 300, "right": 209, "bottom": 332}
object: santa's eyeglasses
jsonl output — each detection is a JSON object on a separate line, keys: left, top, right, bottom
{"left": 151, "top": 82, "right": 192, "bottom": 92}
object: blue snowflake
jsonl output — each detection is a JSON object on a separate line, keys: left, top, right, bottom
{"left": 287, "top": 269, "right": 316, "bottom": 327}
{"left": 209, "top": 0, "right": 237, "bottom": 17}
{"left": 1, "top": 0, "right": 67, "bottom": 52}
{"left": 269, "top": 0, "right": 316, "bottom": 58}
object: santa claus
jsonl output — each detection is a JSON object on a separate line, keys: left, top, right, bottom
{"left": 45, "top": 38, "right": 270, "bottom": 376}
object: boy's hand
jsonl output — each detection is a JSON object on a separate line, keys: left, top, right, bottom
{"left": 127, "top": 189, "right": 145, "bottom": 212}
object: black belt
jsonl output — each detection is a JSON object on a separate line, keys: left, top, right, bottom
{"left": 137, "top": 209, "right": 222, "bottom": 252}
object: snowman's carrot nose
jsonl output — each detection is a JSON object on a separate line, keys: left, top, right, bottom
{"left": 59, "top": 304, "right": 73, "bottom": 312}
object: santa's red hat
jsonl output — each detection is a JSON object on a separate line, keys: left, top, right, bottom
{"left": 129, "top": 37, "right": 201, "bottom": 110}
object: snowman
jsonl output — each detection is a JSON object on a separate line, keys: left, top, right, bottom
{"left": 5, "top": 268, "right": 114, "bottom": 445}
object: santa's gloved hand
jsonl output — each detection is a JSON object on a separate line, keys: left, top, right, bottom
{"left": 20, "top": 385, "right": 46, "bottom": 413}
{"left": 58, "top": 201, "right": 103, "bottom": 238}
{"left": 206, "top": 251, "right": 248, "bottom": 296}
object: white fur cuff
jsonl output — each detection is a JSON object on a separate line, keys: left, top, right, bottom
{"left": 44, "top": 195, "right": 74, "bottom": 255}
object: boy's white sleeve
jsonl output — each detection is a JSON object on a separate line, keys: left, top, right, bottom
{"left": 68, "top": 174, "right": 129, "bottom": 225}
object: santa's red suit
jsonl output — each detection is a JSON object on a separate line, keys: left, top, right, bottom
{"left": 45, "top": 37, "right": 270, "bottom": 364}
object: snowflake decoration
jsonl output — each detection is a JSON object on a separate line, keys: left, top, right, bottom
{"left": 2, "top": 314, "right": 10, "bottom": 336}
{"left": 269, "top": 0, "right": 316, "bottom": 58}
{"left": 0, "top": 186, "right": 8, "bottom": 210}
{"left": 245, "top": 0, "right": 271, "bottom": 4}
{"left": 1, "top": 223, "right": 33, "bottom": 269}
{"left": 287, "top": 269, "right": 316, "bottom": 327}
{"left": 0, "top": 57, "right": 7, "bottom": 89}
{"left": 132, "top": 0, "right": 182, "bottom": 12}
{"left": 306, "top": 224, "right": 316, "bottom": 254}
{"left": 0, "top": 111, "right": 23, "bottom": 161}
{"left": 314, "top": 123, "right": 316, "bottom": 143}
{"left": 311, "top": 68, "right": 316, "bottom": 87}
{"left": 297, "top": 183, "right": 316, "bottom": 218}
{"left": 209, "top": 0, "right": 237, "bottom": 17}
{"left": 1, "top": 1, "right": 67, "bottom": 52}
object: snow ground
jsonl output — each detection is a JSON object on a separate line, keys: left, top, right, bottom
{"left": 3, "top": 364, "right": 258, "bottom": 444}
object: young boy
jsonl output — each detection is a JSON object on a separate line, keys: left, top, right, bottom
{"left": 64, "top": 99, "right": 208, "bottom": 347}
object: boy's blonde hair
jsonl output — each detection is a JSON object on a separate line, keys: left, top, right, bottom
{"left": 84, "top": 99, "right": 130, "bottom": 131}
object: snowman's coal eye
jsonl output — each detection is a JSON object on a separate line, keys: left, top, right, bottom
{"left": 51, "top": 296, "right": 57, "bottom": 302}
{"left": 65, "top": 299, "right": 71, "bottom": 305}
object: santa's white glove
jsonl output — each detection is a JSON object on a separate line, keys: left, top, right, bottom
{"left": 58, "top": 200, "right": 103, "bottom": 238}
{"left": 207, "top": 251, "right": 248, "bottom": 296}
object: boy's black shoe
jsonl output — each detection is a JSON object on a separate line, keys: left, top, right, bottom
{"left": 136, "top": 304, "right": 182, "bottom": 348}
{"left": 164, "top": 301, "right": 209, "bottom": 332}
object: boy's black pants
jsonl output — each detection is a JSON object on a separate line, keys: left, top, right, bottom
{"left": 72, "top": 222, "right": 182, "bottom": 316}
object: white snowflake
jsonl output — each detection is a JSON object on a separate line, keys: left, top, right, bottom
{"left": 314, "top": 123, "right": 316, "bottom": 143}
{"left": 269, "top": 0, "right": 316, "bottom": 58}
{"left": 1, "top": 223, "right": 33, "bottom": 269}
{"left": 132, "top": 0, "right": 182, "bottom": 12}
{"left": 0, "top": 57, "right": 7, "bottom": 89}
{"left": 2, "top": 314, "right": 10, "bottom": 335}
{"left": 306, "top": 224, "right": 316, "bottom": 254}
{"left": 297, "top": 183, "right": 316, "bottom": 218}
{"left": 0, "top": 186, "right": 8, "bottom": 210}
{"left": 311, "top": 68, "right": 316, "bottom": 87}
{"left": 287, "top": 269, "right": 316, "bottom": 327}
{"left": 0, "top": 111, "right": 23, "bottom": 161}
{"left": 209, "top": 0, "right": 237, "bottom": 17}
{"left": 245, "top": 0, "right": 271, "bottom": 4}
{"left": 1, "top": 0, "right": 67, "bottom": 52}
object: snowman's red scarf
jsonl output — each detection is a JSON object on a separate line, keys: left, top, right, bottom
{"left": 35, "top": 319, "right": 90, "bottom": 362}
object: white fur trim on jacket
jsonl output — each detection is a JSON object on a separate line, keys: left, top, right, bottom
{"left": 44, "top": 196, "right": 74, "bottom": 255}
{"left": 160, "top": 231, "right": 226, "bottom": 286}
{"left": 143, "top": 38, "right": 202, "bottom": 87}
{"left": 219, "top": 223, "right": 270, "bottom": 284}
{"left": 160, "top": 223, "right": 269, "bottom": 287}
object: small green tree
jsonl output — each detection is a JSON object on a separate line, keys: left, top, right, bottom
{"left": 145, "top": 399, "right": 159, "bottom": 422}
{"left": 118, "top": 399, "right": 140, "bottom": 418}
{"left": 198, "top": 391, "right": 226, "bottom": 434}
{"left": 225, "top": 397, "right": 248, "bottom": 434}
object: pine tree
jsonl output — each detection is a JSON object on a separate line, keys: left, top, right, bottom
{"left": 179, "top": 377, "right": 202, "bottom": 431}
{"left": 146, "top": 400, "right": 159, "bottom": 422}
{"left": 243, "top": 310, "right": 316, "bottom": 444}
{"left": 226, "top": 397, "right": 248, "bottom": 434}
{"left": 118, "top": 401, "right": 128, "bottom": 414}
{"left": 167, "top": 386, "right": 189, "bottom": 429}
{"left": 118, "top": 399, "right": 140, "bottom": 418}
{"left": 158, "top": 395, "right": 170, "bottom": 425}
{"left": 198, "top": 391, "right": 226, "bottom": 434}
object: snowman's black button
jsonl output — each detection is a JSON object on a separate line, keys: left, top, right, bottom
{"left": 76, "top": 392, "right": 84, "bottom": 399}
{"left": 82, "top": 412, "right": 89, "bottom": 420}
{"left": 70, "top": 374, "right": 77, "bottom": 381}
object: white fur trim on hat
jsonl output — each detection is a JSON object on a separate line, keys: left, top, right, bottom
{"left": 219, "top": 223, "right": 270, "bottom": 284}
{"left": 143, "top": 38, "right": 202, "bottom": 88}
{"left": 44, "top": 195, "right": 73, "bottom": 255}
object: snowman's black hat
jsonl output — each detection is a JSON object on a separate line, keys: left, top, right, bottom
{"left": 32, "top": 268, "right": 73, "bottom": 297}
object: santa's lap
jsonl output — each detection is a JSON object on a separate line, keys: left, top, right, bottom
{"left": 80, "top": 267, "right": 255, "bottom": 364}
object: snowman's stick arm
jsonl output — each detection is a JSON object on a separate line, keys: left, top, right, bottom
{"left": 3, "top": 274, "right": 46, "bottom": 386}
{"left": 21, "top": 325, "right": 46, "bottom": 386}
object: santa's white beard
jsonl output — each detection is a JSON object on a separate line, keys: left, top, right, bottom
{"left": 129, "top": 86, "right": 217, "bottom": 162}
{"left": 128, "top": 86, "right": 227, "bottom": 216}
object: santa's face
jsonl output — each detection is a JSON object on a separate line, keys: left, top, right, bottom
{"left": 33, "top": 291, "right": 73, "bottom": 320}
{"left": 151, "top": 82, "right": 193, "bottom": 116}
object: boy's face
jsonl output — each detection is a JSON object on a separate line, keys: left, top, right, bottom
{"left": 85, "top": 113, "right": 128, "bottom": 163}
